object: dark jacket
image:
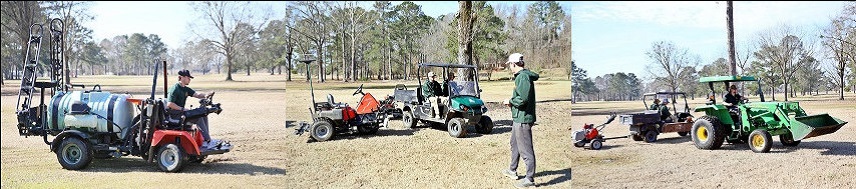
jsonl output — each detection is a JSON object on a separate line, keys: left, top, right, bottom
{"left": 422, "top": 80, "right": 442, "bottom": 97}
{"left": 510, "top": 69, "right": 539, "bottom": 123}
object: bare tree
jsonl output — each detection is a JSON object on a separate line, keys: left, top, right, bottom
{"left": 287, "top": 1, "right": 332, "bottom": 83}
{"left": 821, "top": 18, "right": 854, "bottom": 100}
{"left": 726, "top": 1, "right": 737, "bottom": 76}
{"left": 0, "top": 1, "right": 44, "bottom": 84}
{"left": 645, "top": 41, "right": 700, "bottom": 93}
{"left": 457, "top": 1, "right": 476, "bottom": 79}
{"left": 191, "top": 1, "right": 268, "bottom": 81}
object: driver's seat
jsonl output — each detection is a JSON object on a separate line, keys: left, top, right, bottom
{"left": 327, "top": 94, "right": 346, "bottom": 108}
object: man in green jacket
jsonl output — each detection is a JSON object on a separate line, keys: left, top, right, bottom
{"left": 499, "top": 53, "right": 539, "bottom": 188}
{"left": 422, "top": 71, "right": 443, "bottom": 118}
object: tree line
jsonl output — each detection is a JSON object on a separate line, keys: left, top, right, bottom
{"left": 572, "top": 2, "right": 855, "bottom": 102}
{"left": 1, "top": 1, "right": 572, "bottom": 85}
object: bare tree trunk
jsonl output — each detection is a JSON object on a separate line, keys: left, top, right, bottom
{"left": 457, "top": 1, "right": 476, "bottom": 80}
{"left": 341, "top": 20, "right": 348, "bottom": 82}
{"left": 726, "top": 1, "right": 737, "bottom": 76}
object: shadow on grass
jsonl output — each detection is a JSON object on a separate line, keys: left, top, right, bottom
{"left": 535, "top": 168, "right": 572, "bottom": 187}
{"left": 715, "top": 140, "right": 855, "bottom": 156}
{"left": 304, "top": 128, "right": 419, "bottom": 143}
{"left": 84, "top": 157, "right": 285, "bottom": 175}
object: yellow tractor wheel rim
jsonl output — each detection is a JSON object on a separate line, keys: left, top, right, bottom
{"left": 697, "top": 127, "right": 708, "bottom": 141}
{"left": 752, "top": 134, "right": 765, "bottom": 148}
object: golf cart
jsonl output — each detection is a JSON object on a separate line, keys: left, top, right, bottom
{"left": 393, "top": 63, "right": 494, "bottom": 138}
{"left": 691, "top": 76, "right": 847, "bottom": 153}
{"left": 619, "top": 92, "right": 694, "bottom": 142}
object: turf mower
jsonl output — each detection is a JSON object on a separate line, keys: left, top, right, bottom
{"left": 293, "top": 59, "right": 397, "bottom": 142}
{"left": 619, "top": 92, "right": 694, "bottom": 143}
{"left": 572, "top": 113, "right": 618, "bottom": 150}
{"left": 393, "top": 63, "right": 494, "bottom": 138}
{"left": 691, "top": 76, "right": 848, "bottom": 153}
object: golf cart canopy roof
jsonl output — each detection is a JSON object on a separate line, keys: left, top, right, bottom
{"left": 643, "top": 92, "right": 686, "bottom": 96}
{"left": 698, "top": 75, "right": 757, "bottom": 83}
{"left": 418, "top": 63, "right": 478, "bottom": 68}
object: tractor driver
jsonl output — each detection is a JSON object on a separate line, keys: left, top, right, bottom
{"left": 423, "top": 71, "right": 444, "bottom": 118}
{"left": 723, "top": 84, "right": 747, "bottom": 125}
{"left": 167, "top": 70, "right": 216, "bottom": 148}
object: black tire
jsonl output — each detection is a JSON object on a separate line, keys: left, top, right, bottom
{"left": 590, "top": 140, "right": 603, "bottom": 150}
{"left": 358, "top": 124, "right": 380, "bottom": 135}
{"left": 691, "top": 116, "right": 727, "bottom": 150}
{"left": 56, "top": 137, "right": 93, "bottom": 170}
{"left": 310, "top": 120, "right": 334, "bottom": 142}
{"left": 573, "top": 142, "right": 585, "bottom": 148}
{"left": 644, "top": 130, "right": 659, "bottom": 143}
{"left": 678, "top": 132, "right": 689, "bottom": 137}
{"left": 748, "top": 129, "right": 772, "bottom": 153}
{"left": 476, "top": 116, "right": 494, "bottom": 134}
{"left": 779, "top": 132, "right": 801, "bottom": 147}
{"left": 402, "top": 110, "right": 417, "bottom": 129}
{"left": 447, "top": 118, "right": 467, "bottom": 138}
{"left": 190, "top": 155, "right": 208, "bottom": 163}
{"left": 157, "top": 143, "right": 187, "bottom": 172}
{"left": 630, "top": 134, "right": 644, "bottom": 141}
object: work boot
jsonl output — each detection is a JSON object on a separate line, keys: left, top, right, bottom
{"left": 501, "top": 169, "right": 518, "bottom": 180}
{"left": 514, "top": 178, "right": 536, "bottom": 188}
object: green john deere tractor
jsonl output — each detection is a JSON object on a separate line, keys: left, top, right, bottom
{"left": 691, "top": 76, "right": 848, "bottom": 153}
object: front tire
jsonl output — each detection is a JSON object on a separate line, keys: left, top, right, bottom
{"left": 56, "top": 137, "right": 93, "bottom": 170}
{"left": 779, "top": 132, "right": 801, "bottom": 147}
{"left": 476, "top": 116, "right": 494, "bottom": 134}
{"left": 630, "top": 134, "right": 643, "bottom": 141}
{"left": 157, "top": 143, "right": 187, "bottom": 172}
{"left": 310, "top": 120, "right": 334, "bottom": 142}
{"left": 447, "top": 118, "right": 467, "bottom": 138}
{"left": 402, "top": 110, "right": 417, "bottom": 129}
{"left": 691, "top": 116, "right": 727, "bottom": 150}
{"left": 749, "top": 129, "right": 773, "bottom": 153}
{"left": 590, "top": 140, "right": 603, "bottom": 150}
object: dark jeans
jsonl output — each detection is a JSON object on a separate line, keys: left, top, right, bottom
{"left": 187, "top": 116, "right": 210, "bottom": 141}
{"left": 510, "top": 122, "right": 536, "bottom": 182}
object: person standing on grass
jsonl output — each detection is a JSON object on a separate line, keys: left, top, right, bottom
{"left": 500, "top": 53, "right": 540, "bottom": 188}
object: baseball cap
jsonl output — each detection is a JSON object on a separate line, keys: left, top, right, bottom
{"left": 507, "top": 53, "right": 523, "bottom": 64}
{"left": 178, "top": 69, "right": 194, "bottom": 78}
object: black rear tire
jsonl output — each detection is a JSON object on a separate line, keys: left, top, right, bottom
{"left": 691, "top": 116, "right": 727, "bottom": 150}
{"left": 310, "top": 120, "right": 334, "bottom": 142}
{"left": 644, "top": 130, "right": 659, "bottom": 143}
{"left": 402, "top": 110, "right": 417, "bottom": 129}
{"left": 678, "top": 132, "right": 689, "bottom": 137}
{"left": 56, "top": 137, "right": 93, "bottom": 170}
{"left": 748, "top": 129, "right": 772, "bottom": 153}
{"left": 630, "top": 134, "right": 643, "bottom": 141}
{"left": 476, "top": 116, "right": 494, "bottom": 134}
{"left": 779, "top": 132, "right": 801, "bottom": 147}
{"left": 447, "top": 118, "right": 467, "bottom": 138}
{"left": 157, "top": 143, "right": 187, "bottom": 172}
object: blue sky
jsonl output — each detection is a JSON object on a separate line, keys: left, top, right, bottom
{"left": 571, "top": 1, "right": 849, "bottom": 81}
{"left": 89, "top": 1, "right": 570, "bottom": 50}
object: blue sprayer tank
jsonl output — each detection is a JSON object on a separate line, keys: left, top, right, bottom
{"left": 47, "top": 90, "right": 135, "bottom": 138}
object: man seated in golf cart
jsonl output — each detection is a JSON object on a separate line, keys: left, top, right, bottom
{"left": 649, "top": 98, "right": 661, "bottom": 110}
{"left": 422, "top": 71, "right": 444, "bottom": 118}
{"left": 443, "top": 72, "right": 458, "bottom": 96}
{"left": 659, "top": 99, "right": 673, "bottom": 122}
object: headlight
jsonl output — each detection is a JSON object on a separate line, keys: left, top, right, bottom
{"left": 459, "top": 105, "right": 469, "bottom": 111}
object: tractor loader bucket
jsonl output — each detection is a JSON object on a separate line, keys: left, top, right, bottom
{"left": 789, "top": 114, "right": 847, "bottom": 141}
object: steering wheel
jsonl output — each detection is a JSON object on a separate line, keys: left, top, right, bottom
{"left": 353, "top": 84, "right": 364, "bottom": 96}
